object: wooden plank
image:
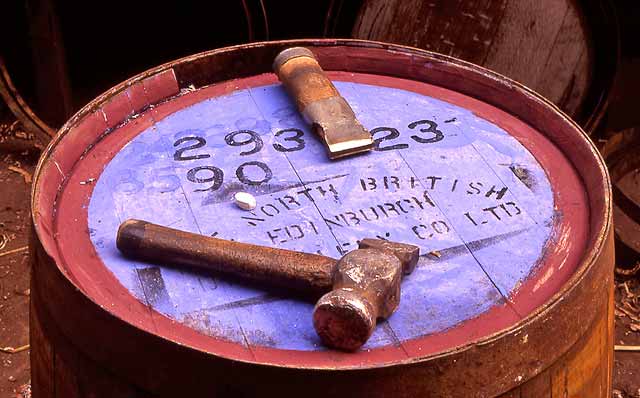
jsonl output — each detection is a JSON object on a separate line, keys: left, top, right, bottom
{"left": 483, "top": 0, "right": 569, "bottom": 90}
{"left": 29, "top": 282, "right": 55, "bottom": 398}
{"left": 520, "top": 371, "right": 551, "bottom": 397}
{"left": 545, "top": 299, "right": 611, "bottom": 398}
{"left": 558, "top": 47, "right": 590, "bottom": 118}
{"left": 551, "top": 365, "right": 569, "bottom": 398}
{"left": 564, "top": 303, "right": 609, "bottom": 396}
{"left": 353, "top": 0, "right": 509, "bottom": 62}
{"left": 605, "top": 257, "right": 615, "bottom": 397}
{"left": 533, "top": 3, "right": 590, "bottom": 108}
{"left": 352, "top": 0, "right": 595, "bottom": 120}
{"left": 32, "top": 270, "right": 152, "bottom": 397}
{"left": 499, "top": 389, "right": 521, "bottom": 398}
{"left": 86, "top": 79, "right": 556, "bottom": 351}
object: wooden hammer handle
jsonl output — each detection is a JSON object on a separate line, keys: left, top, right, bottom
{"left": 117, "top": 219, "right": 336, "bottom": 295}
{"left": 273, "top": 47, "right": 339, "bottom": 111}
{"left": 273, "top": 47, "right": 373, "bottom": 159}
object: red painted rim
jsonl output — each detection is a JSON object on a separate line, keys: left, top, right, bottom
{"left": 44, "top": 70, "right": 588, "bottom": 368}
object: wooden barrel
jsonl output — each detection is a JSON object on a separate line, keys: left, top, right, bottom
{"left": 601, "top": 128, "right": 640, "bottom": 267}
{"left": 30, "top": 39, "right": 613, "bottom": 397}
{"left": 351, "top": 0, "right": 619, "bottom": 134}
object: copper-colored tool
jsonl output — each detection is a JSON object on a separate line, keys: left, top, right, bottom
{"left": 116, "top": 219, "right": 419, "bottom": 351}
{"left": 273, "top": 47, "right": 373, "bottom": 159}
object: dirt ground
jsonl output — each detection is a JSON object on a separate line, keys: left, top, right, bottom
{"left": 0, "top": 109, "right": 638, "bottom": 398}
{"left": 614, "top": 277, "right": 640, "bottom": 398}
{"left": 0, "top": 111, "right": 36, "bottom": 397}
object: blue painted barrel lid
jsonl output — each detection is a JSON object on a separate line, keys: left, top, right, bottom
{"left": 83, "top": 75, "right": 581, "bottom": 354}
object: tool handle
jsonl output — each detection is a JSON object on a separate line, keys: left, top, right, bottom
{"left": 117, "top": 219, "right": 335, "bottom": 294}
{"left": 273, "top": 47, "right": 373, "bottom": 159}
{"left": 273, "top": 47, "right": 339, "bottom": 112}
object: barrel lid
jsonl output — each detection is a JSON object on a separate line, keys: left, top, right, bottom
{"left": 32, "top": 40, "right": 608, "bottom": 370}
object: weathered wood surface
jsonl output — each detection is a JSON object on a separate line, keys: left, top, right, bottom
{"left": 497, "top": 236, "right": 614, "bottom": 397}
{"left": 29, "top": 40, "right": 613, "bottom": 397}
{"left": 30, "top": 270, "right": 149, "bottom": 398}
{"left": 352, "top": 0, "right": 618, "bottom": 133}
{"left": 28, "top": 232, "right": 615, "bottom": 397}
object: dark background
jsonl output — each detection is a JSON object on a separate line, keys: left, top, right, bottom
{"left": 1, "top": 1, "right": 639, "bottom": 396}
{"left": 0, "top": 0, "right": 361, "bottom": 125}
{"left": 1, "top": 0, "right": 638, "bottom": 129}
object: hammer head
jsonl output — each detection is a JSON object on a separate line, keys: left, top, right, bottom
{"left": 313, "top": 240, "right": 419, "bottom": 351}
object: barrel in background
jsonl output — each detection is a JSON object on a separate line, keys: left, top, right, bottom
{"left": 352, "top": 0, "right": 619, "bottom": 135}
{"left": 601, "top": 128, "right": 640, "bottom": 268}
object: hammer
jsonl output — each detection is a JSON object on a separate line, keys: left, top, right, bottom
{"left": 117, "top": 219, "right": 419, "bottom": 351}
{"left": 273, "top": 47, "right": 373, "bottom": 159}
